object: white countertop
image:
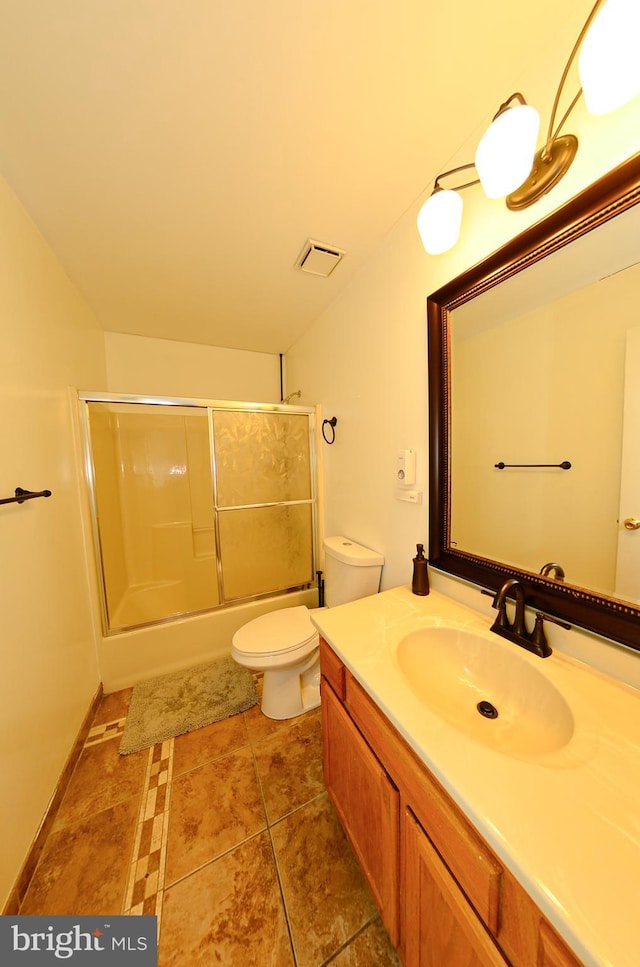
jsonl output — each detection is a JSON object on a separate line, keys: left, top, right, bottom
{"left": 311, "top": 586, "right": 640, "bottom": 967}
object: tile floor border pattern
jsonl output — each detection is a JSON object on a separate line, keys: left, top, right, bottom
{"left": 81, "top": 715, "right": 174, "bottom": 926}
{"left": 84, "top": 717, "right": 126, "bottom": 747}
{"left": 123, "top": 739, "right": 174, "bottom": 925}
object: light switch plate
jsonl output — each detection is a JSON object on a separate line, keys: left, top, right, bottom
{"left": 395, "top": 489, "right": 422, "bottom": 503}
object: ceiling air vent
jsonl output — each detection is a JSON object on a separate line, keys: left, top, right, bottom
{"left": 295, "top": 239, "right": 345, "bottom": 277}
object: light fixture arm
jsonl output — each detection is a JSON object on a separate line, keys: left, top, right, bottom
{"left": 491, "top": 92, "right": 527, "bottom": 120}
{"left": 543, "top": 0, "right": 603, "bottom": 155}
{"left": 550, "top": 89, "right": 582, "bottom": 144}
{"left": 433, "top": 162, "right": 480, "bottom": 193}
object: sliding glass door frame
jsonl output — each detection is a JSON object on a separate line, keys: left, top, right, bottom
{"left": 78, "top": 391, "right": 319, "bottom": 635}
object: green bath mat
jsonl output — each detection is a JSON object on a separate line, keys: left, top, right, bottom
{"left": 120, "top": 655, "right": 259, "bottom": 754}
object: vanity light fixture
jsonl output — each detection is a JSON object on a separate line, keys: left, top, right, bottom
{"left": 416, "top": 164, "right": 477, "bottom": 255}
{"left": 417, "top": 0, "right": 640, "bottom": 255}
{"left": 475, "top": 93, "right": 541, "bottom": 199}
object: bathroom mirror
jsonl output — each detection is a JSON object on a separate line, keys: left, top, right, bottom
{"left": 427, "top": 153, "right": 640, "bottom": 652}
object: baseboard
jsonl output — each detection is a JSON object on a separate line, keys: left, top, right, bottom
{"left": 2, "top": 683, "right": 104, "bottom": 914}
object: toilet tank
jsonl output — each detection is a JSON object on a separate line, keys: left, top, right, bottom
{"left": 323, "top": 536, "right": 384, "bottom": 608}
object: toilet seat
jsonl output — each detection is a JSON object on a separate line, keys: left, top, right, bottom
{"left": 232, "top": 605, "right": 317, "bottom": 658}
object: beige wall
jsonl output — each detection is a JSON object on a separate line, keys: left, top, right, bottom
{"left": 104, "top": 331, "right": 280, "bottom": 402}
{"left": 286, "top": 92, "right": 640, "bottom": 687}
{"left": 0, "top": 173, "right": 106, "bottom": 906}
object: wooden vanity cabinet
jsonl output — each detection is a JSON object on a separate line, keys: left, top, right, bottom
{"left": 319, "top": 637, "right": 585, "bottom": 967}
{"left": 537, "top": 923, "right": 585, "bottom": 967}
{"left": 322, "top": 682, "right": 400, "bottom": 944}
{"left": 404, "top": 808, "right": 508, "bottom": 967}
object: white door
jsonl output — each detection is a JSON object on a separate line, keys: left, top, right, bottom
{"left": 615, "top": 327, "right": 640, "bottom": 603}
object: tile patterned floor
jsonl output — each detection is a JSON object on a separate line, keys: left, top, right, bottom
{"left": 19, "top": 684, "right": 401, "bottom": 966}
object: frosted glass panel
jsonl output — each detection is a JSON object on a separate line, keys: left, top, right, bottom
{"left": 87, "top": 402, "right": 218, "bottom": 630}
{"left": 214, "top": 411, "right": 311, "bottom": 506}
{"left": 219, "top": 504, "right": 314, "bottom": 599}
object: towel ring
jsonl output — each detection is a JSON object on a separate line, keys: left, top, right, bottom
{"left": 322, "top": 417, "right": 337, "bottom": 445}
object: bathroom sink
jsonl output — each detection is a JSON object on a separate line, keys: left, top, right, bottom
{"left": 396, "top": 626, "right": 574, "bottom": 756}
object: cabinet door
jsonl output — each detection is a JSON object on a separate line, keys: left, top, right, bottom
{"left": 322, "top": 680, "right": 400, "bottom": 944}
{"left": 538, "top": 921, "right": 584, "bottom": 967}
{"left": 404, "top": 810, "right": 508, "bottom": 967}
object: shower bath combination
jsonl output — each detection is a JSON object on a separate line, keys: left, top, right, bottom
{"left": 78, "top": 392, "right": 318, "bottom": 637}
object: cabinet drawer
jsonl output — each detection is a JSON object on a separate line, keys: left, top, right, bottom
{"left": 320, "top": 636, "right": 346, "bottom": 699}
{"left": 346, "top": 671, "right": 503, "bottom": 935}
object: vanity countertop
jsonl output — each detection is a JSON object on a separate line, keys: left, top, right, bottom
{"left": 311, "top": 585, "right": 640, "bottom": 967}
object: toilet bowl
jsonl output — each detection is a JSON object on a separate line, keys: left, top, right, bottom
{"left": 231, "top": 535, "right": 384, "bottom": 720}
{"left": 231, "top": 606, "right": 321, "bottom": 720}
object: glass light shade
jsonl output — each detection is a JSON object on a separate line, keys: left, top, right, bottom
{"left": 417, "top": 189, "right": 463, "bottom": 255}
{"left": 579, "top": 0, "right": 640, "bottom": 115}
{"left": 475, "top": 103, "right": 540, "bottom": 199}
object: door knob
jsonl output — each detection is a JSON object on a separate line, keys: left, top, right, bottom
{"left": 623, "top": 517, "right": 640, "bottom": 530}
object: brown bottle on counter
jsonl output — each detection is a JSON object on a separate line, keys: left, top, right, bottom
{"left": 412, "top": 544, "right": 430, "bottom": 596}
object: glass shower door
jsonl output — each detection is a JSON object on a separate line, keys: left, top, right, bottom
{"left": 86, "top": 402, "right": 218, "bottom": 630}
{"left": 82, "top": 395, "right": 317, "bottom": 633}
{"left": 213, "top": 410, "right": 315, "bottom": 600}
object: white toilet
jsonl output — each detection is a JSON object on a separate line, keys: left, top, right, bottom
{"left": 231, "top": 536, "right": 384, "bottom": 720}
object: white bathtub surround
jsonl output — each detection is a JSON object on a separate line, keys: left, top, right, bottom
{"left": 312, "top": 586, "right": 640, "bottom": 967}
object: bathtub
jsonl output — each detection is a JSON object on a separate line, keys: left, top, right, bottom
{"left": 98, "top": 587, "right": 318, "bottom": 692}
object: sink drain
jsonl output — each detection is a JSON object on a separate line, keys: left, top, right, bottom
{"left": 477, "top": 700, "right": 499, "bottom": 719}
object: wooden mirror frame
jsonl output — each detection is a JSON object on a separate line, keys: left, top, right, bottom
{"left": 427, "top": 153, "right": 640, "bottom": 653}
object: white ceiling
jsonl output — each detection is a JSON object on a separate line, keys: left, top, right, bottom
{"left": 0, "top": 1, "right": 588, "bottom": 353}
